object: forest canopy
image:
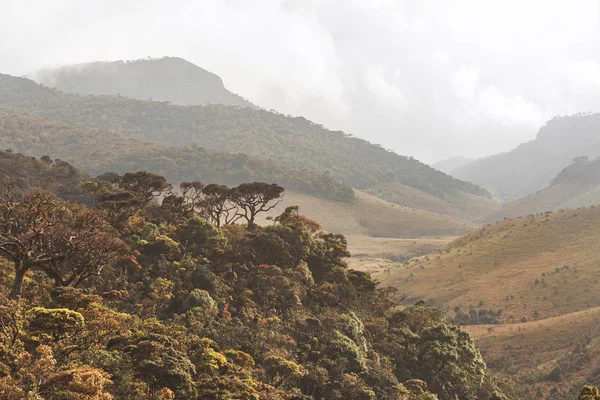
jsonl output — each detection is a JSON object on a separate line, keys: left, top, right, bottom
{"left": 0, "top": 152, "right": 508, "bottom": 400}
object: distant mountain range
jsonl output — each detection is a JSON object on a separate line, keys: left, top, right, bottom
{"left": 452, "top": 113, "right": 600, "bottom": 201}
{"left": 1, "top": 59, "right": 496, "bottom": 222}
{"left": 481, "top": 156, "right": 600, "bottom": 223}
{"left": 34, "top": 57, "right": 255, "bottom": 108}
{"left": 432, "top": 156, "right": 474, "bottom": 175}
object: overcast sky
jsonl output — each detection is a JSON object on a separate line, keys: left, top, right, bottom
{"left": 1, "top": 0, "right": 599, "bottom": 163}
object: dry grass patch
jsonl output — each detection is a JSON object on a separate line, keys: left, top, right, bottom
{"left": 378, "top": 206, "right": 600, "bottom": 320}
{"left": 258, "top": 190, "right": 476, "bottom": 238}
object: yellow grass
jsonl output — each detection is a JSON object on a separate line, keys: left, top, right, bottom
{"left": 365, "top": 181, "right": 501, "bottom": 221}
{"left": 346, "top": 235, "right": 453, "bottom": 278}
{"left": 379, "top": 206, "right": 600, "bottom": 321}
{"left": 481, "top": 182, "right": 600, "bottom": 224}
{"left": 465, "top": 307, "right": 600, "bottom": 395}
{"left": 466, "top": 306, "right": 600, "bottom": 369}
{"left": 258, "top": 190, "right": 477, "bottom": 238}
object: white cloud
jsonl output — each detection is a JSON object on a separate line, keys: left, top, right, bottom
{"left": 1, "top": 0, "right": 599, "bottom": 162}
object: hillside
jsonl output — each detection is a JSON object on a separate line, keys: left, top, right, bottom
{"left": 466, "top": 307, "right": 600, "bottom": 399}
{"left": 433, "top": 156, "right": 474, "bottom": 175}
{"left": 453, "top": 114, "right": 600, "bottom": 201}
{"left": 366, "top": 181, "right": 499, "bottom": 222}
{"left": 0, "top": 72, "right": 497, "bottom": 220}
{"left": 34, "top": 57, "right": 255, "bottom": 108}
{"left": 482, "top": 157, "right": 600, "bottom": 223}
{"left": 0, "top": 110, "right": 481, "bottom": 238}
{"left": 0, "top": 149, "right": 90, "bottom": 203}
{"left": 0, "top": 108, "right": 354, "bottom": 202}
{"left": 0, "top": 160, "right": 509, "bottom": 399}
{"left": 258, "top": 190, "right": 476, "bottom": 238}
{"left": 380, "top": 206, "right": 600, "bottom": 322}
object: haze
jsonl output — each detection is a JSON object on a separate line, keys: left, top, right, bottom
{"left": 2, "top": 0, "right": 599, "bottom": 163}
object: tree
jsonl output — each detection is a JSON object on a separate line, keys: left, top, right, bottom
{"left": 230, "top": 182, "right": 284, "bottom": 226}
{"left": 84, "top": 172, "right": 172, "bottom": 228}
{"left": 118, "top": 171, "right": 172, "bottom": 209}
{"left": 0, "top": 183, "right": 127, "bottom": 299}
{"left": 579, "top": 386, "right": 600, "bottom": 400}
{"left": 160, "top": 182, "right": 205, "bottom": 224}
{"left": 200, "top": 184, "right": 238, "bottom": 227}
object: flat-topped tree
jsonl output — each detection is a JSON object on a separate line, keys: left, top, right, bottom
{"left": 230, "top": 182, "right": 284, "bottom": 227}
{"left": 84, "top": 171, "right": 173, "bottom": 228}
{"left": 200, "top": 184, "right": 238, "bottom": 227}
{"left": 0, "top": 181, "right": 127, "bottom": 299}
{"left": 160, "top": 181, "right": 204, "bottom": 224}
{"left": 118, "top": 171, "right": 172, "bottom": 208}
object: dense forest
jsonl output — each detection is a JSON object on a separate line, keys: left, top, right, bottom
{"left": 0, "top": 108, "right": 354, "bottom": 203}
{"left": 0, "top": 152, "right": 510, "bottom": 399}
{"left": 0, "top": 73, "right": 492, "bottom": 215}
{"left": 35, "top": 57, "right": 255, "bottom": 109}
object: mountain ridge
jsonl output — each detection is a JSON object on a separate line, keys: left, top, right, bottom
{"left": 481, "top": 156, "right": 600, "bottom": 223}
{"left": 0, "top": 71, "right": 497, "bottom": 220}
{"left": 453, "top": 113, "right": 600, "bottom": 201}
{"left": 33, "top": 56, "right": 255, "bottom": 108}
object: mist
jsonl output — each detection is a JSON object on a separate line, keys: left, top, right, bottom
{"left": 1, "top": 0, "right": 599, "bottom": 163}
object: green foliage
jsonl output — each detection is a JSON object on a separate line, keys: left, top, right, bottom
{"left": 579, "top": 385, "right": 600, "bottom": 400}
{"left": 0, "top": 164, "right": 506, "bottom": 399}
{"left": 0, "top": 106, "right": 354, "bottom": 203}
{"left": 173, "top": 217, "right": 226, "bottom": 257}
{"left": 26, "top": 307, "right": 85, "bottom": 342}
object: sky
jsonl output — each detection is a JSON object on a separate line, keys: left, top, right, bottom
{"left": 1, "top": 0, "right": 600, "bottom": 163}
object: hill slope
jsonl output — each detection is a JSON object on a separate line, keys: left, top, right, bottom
{"left": 0, "top": 108, "right": 353, "bottom": 202}
{"left": 381, "top": 206, "right": 600, "bottom": 321}
{"left": 0, "top": 73, "right": 497, "bottom": 220}
{"left": 482, "top": 157, "right": 600, "bottom": 223}
{"left": 0, "top": 109, "right": 480, "bottom": 238}
{"left": 34, "top": 57, "right": 254, "bottom": 108}
{"left": 258, "top": 190, "right": 476, "bottom": 238}
{"left": 466, "top": 307, "right": 600, "bottom": 399}
{"left": 453, "top": 114, "right": 600, "bottom": 201}
{"left": 433, "top": 156, "right": 474, "bottom": 175}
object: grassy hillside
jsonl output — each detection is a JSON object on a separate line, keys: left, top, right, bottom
{"left": 482, "top": 157, "right": 600, "bottom": 223}
{"left": 453, "top": 114, "right": 600, "bottom": 201}
{"left": 0, "top": 108, "right": 354, "bottom": 201}
{"left": 367, "top": 181, "right": 499, "bottom": 221}
{"left": 466, "top": 308, "right": 600, "bottom": 399}
{"left": 382, "top": 206, "right": 600, "bottom": 322}
{"left": 34, "top": 57, "right": 255, "bottom": 108}
{"left": 0, "top": 73, "right": 497, "bottom": 220}
{"left": 258, "top": 190, "right": 476, "bottom": 238}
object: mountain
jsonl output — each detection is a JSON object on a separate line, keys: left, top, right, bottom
{"left": 0, "top": 71, "right": 497, "bottom": 221}
{"left": 34, "top": 57, "right": 255, "bottom": 108}
{"left": 0, "top": 108, "right": 354, "bottom": 202}
{"left": 452, "top": 113, "right": 600, "bottom": 201}
{"left": 432, "top": 156, "right": 474, "bottom": 175}
{"left": 481, "top": 156, "right": 600, "bottom": 223}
